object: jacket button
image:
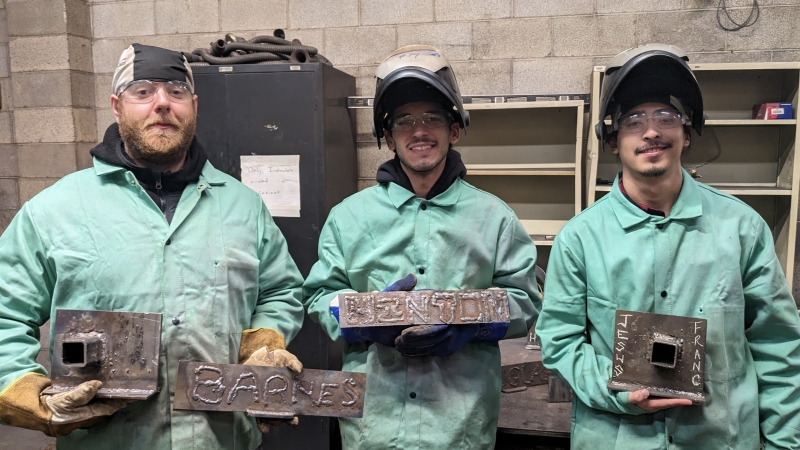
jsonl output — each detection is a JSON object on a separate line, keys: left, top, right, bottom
{"left": 166, "top": 239, "right": 171, "bottom": 245}
{"left": 421, "top": 204, "right": 427, "bottom": 211}
{"left": 418, "top": 268, "right": 425, "bottom": 274}
{"left": 172, "top": 317, "right": 180, "bottom": 325}
{"left": 657, "top": 223, "right": 664, "bottom": 229}
{"left": 409, "top": 392, "right": 416, "bottom": 399}
{"left": 668, "top": 436, "right": 673, "bottom": 443}
{"left": 661, "top": 291, "right": 667, "bottom": 298}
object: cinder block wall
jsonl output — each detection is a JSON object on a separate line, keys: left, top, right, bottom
{"left": 2, "top": 0, "right": 800, "bottom": 232}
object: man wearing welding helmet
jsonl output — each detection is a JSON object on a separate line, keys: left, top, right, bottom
{"left": 303, "top": 45, "right": 540, "bottom": 449}
{"left": 536, "top": 43, "right": 800, "bottom": 449}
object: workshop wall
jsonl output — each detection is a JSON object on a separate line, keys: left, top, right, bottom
{"left": 1, "top": 0, "right": 800, "bottom": 227}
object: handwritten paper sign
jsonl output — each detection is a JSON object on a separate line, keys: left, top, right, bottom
{"left": 240, "top": 155, "right": 301, "bottom": 217}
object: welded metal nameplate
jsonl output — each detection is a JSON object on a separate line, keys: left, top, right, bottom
{"left": 338, "top": 289, "right": 510, "bottom": 328}
{"left": 44, "top": 309, "right": 162, "bottom": 400}
{"left": 501, "top": 361, "right": 553, "bottom": 393}
{"left": 173, "top": 361, "right": 366, "bottom": 418}
{"left": 607, "top": 310, "right": 707, "bottom": 402}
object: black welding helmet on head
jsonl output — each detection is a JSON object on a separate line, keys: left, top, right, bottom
{"left": 595, "top": 43, "right": 705, "bottom": 144}
{"left": 373, "top": 45, "right": 469, "bottom": 148}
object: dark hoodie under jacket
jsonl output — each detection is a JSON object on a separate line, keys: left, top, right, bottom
{"left": 376, "top": 149, "right": 467, "bottom": 200}
{"left": 90, "top": 123, "right": 207, "bottom": 224}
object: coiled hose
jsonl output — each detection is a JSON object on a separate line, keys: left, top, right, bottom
{"left": 184, "top": 30, "right": 332, "bottom": 66}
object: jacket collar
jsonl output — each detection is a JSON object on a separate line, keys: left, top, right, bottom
{"left": 610, "top": 169, "right": 703, "bottom": 229}
{"left": 93, "top": 158, "right": 227, "bottom": 187}
{"left": 386, "top": 177, "right": 463, "bottom": 209}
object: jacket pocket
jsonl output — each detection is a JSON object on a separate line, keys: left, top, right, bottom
{"left": 703, "top": 304, "right": 747, "bottom": 381}
{"left": 212, "top": 251, "right": 260, "bottom": 338}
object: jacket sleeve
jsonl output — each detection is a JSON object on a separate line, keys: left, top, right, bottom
{"left": 742, "top": 219, "right": 800, "bottom": 450}
{"left": 248, "top": 201, "right": 305, "bottom": 345}
{"left": 494, "top": 217, "right": 541, "bottom": 339}
{"left": 536, "top": 231, "right": 644, "bottom": 416}
{"left": 0, "top": 205, "right": 52, "bottom": 393}
{"left": 302, "top": 210, "right": 354, "bottom": 342}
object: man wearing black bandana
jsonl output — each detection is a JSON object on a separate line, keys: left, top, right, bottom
{"left": 303, "top": 46, "right": 541, "bottom": 449}
{"left": 0, "top": 44, "right": 305, "bottom": 449}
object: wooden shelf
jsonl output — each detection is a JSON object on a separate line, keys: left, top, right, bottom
{"left": 519, "top": 219, "right": 567, "bottom": 238}
{"left": 594, "top": 183, "right": 793, "bottom": 196}
{"left": 705, "top": 119, "right": 797, "bottom": 126}
{"left": 464, "top": 100, "right": 584, "bottom": 111}
{"left": 467, "top": 163, "right": 576, "bottom": 176}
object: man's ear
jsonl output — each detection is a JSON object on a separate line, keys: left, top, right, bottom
{"left": 449, "top": 123, "right": 460, "bottom": 145}
{"left": 384, "top": 130, "right": 396, "bottom": 152}
{"left": 607, "top": 136, "right": 619, "bottom": 154}
{"left": 111, "top": 95, "right": 122, "bottom": 123}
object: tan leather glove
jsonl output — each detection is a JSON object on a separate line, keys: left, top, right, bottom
{"left": 239, "top": 328, "right": 303, "bottom": 433}
{"left": 0, "top": 374, "right": 128, "bottom": 437}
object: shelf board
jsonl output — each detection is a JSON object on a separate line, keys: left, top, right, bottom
{"left": 467, "top": 163, "right": 576, "bottom": 176}
{"left": 531, "top": 239, "right": 555, "bottom": 246}
{"left": 705, "top": 119, "right": 797, "bottom": 126}
{"left": 594, "top": 183, "right": 792, "bottom": 196}
{"left": 464, "top": 100, "right": 584, "bottom": 111}
{"left": 519, "top": 219, "right": 567, "bottom": 238}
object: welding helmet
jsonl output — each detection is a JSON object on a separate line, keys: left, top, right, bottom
{"left": 595, "top": 43, "right": 704, "bottom": 143}
{"left": 373, "top": 45, "right": 469, "bottom": 148}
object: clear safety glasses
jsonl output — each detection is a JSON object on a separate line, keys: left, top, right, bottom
{"left": 389, "top": 111, "right": 452, "bottom": 132}
{"left": 615, "top": 109, "right": 686, "bottom": 135}
{"left": 118, "top": 80, "right": 193, "bottom": 104}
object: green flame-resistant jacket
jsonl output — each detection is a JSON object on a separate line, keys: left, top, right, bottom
{"left": 536, "top": 170, "right": 800, "bottom": 450}
{"left": 0, "top": 158, "right": 305, "bottom": 449}
{"left": 302, "top": 179, "right": 541, "bottom": 449}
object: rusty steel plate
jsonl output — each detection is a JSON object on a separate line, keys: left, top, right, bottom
{"left": 44, "top": 309, "right": 162, "bottom": 400}
{"left": 173, "top": 361, "right": 366, "bottom": 418}
{"left": 501, "top": 361, "right": 553, "bottom": 393}
{"left": 607, "top": 310, "right": 707, "bottom": 402}
{"left": 337, "top": 289, "right": 509, "bottom": 328}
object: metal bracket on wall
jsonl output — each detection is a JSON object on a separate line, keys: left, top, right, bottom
{"left": 173, "top": 361, "right": 366, "bottom": 418}
{"left": 43, "top": 309, "right": 162, "bottom": 400}
{"left": 337, "top": 289, "right": 510, "bottom": 328}
{"left": 346, "top": 94, "right": 591, "bottom": 109}
{"left": 607, "top": 310, "right": 707, "bottom": 402}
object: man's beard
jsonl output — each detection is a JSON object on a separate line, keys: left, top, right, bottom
{"left": 118, "top": 107, "right": 196, "bottom": 169}
{"left": 639, "top": 166, "right": 667, "bottom": 178}
{"left": 397, "top": 138, "right": 447, "bottom": 174}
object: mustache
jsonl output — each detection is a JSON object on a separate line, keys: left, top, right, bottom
{"left": 635, "top": 140, "right": 673, "bottom": 154}
{"left": 141, "top": 114, "right": 182, "bottom": 130}
{"left": 406, "top": 138, "right": 437, "bottom": 149}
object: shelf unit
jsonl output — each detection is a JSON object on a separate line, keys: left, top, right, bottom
{"left": 458, "top": 100, "right": 585, "bottom": 250}
{"left": 586, "top": 62, "right": 800, "bottom": 290}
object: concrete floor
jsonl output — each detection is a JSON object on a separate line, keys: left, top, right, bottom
{"left": 0, "top": 427, "right": 54, "bottom": 450}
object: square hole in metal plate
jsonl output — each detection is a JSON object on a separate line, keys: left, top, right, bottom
{"left": 650, "top": 341, "right": 678, "bottom": 368}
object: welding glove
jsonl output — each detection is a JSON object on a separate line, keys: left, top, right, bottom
{"left": 0, "top": 374, "right": 129, "bottom": 437}
{"left": 330, "top": 273, "right": 417, "bottom": 346}
{"left": 239, "top": 328, "right": 303, "bottom": 433}
{"left": 394, "top": 324, "right": 482, "bottom": 358}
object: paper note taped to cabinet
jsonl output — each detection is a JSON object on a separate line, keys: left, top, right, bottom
{"left": 241, "top": 155, "right": 301, "bottom": 217}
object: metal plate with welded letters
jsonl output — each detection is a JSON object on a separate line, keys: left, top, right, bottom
{"left": 337, "top": 289, "right": 510, "bottom": 328}
{"left": 173, "top": 361, "right": 366, "bottom": 418}
{"left": 44, "top": 309, "right": 162, "bottom": 400}
{"left": 501, "top": 361, "right": 553, "bottom": 393}
{"left": 607, "top": 310, "right": 707, "bottom": 402}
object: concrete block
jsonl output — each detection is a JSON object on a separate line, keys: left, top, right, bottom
{"left": 72, "top": 107, "right": 95, "bottom": 142}
{"left": 772, "top": 50, "right": 800, "bottom": 62}
{"left": 68, "top": 35, "right": 93, "bottom": 72}
{"left": 76, "top": 141, "right": 93, "bottom": 169}
{"left": 0, "top": 111, "right": 12, "bottom": 143}
{"left": 0, "top": 44, "right": 10, "bottom": 77}
{"left": 514, "top": 0, "right": 593, "bottom": 17}
{"left": 686, "top": 51, "right": 771, "bottom": 63}
{"left": 70, "top": 70, "right": 95, "bottom": 108}
{"left": 9, "top": 35, "right": 70, "bottom": 72}
{"left": 6, "top": 0, "right": 67, "bottom": 36}
{"left": 92, "top": 1, "right": 155, "bottom": 38}
{"left": 0, "top": 78, "right": 11, "bottom": 112}
{"left": 14, "top": 108, "right": 74, "bottom": 143}
{"left": 185, "top": 32, "right": 229, "bottom": 54}
{"left": 435, "top": 0, "right": 511, "bottom": 21}
{"left": 220, "top": 0, "right": 286, "bottom": 32}
{"left": 290, "top": 0, "right": 357, "bottom": 28}
{"left": 336, "top": 64, "right": 378, "bottom": 97}
{"left": 0, "top": 144, "right": 18, "bottom": 177}
{"left": 156, "top": 0, "right": 219, "bottom": 34}
{"left": 92, "top": 38, "right": 128, "bottom": 74}
{"left": 12, "top": 71, "right": 72, "bottom": 108}
{"left": 361, "top": 0, "right": 433, "bottom": 26}
{"left": 325, "top": 26, "right": 396, "bottom": 66}
{"left": 397, "top": 22, "right": 471, "bottom": 61}
{"left": 597, "top": 0, "right": 682, "bottom": 13}
{"left": 554, "top": 14, "right": 636, "bottom": 57}
{"left": 354, "top": 107, "right": 375, "bottom": 142}
{"left": 512, "top": 57, "right": 593, "bottom": 94}
{"left": 357, "top": 141, "right": 393, "bottom": 179}
{"left": 0, "top": 9, "right": 8, "bottom": 42}
{"left": 17, "top": 143, "right": 77, "bottom": 177}
{"left": 96, "top": 108, "right": 115, "bottom": 143}
{"left": 357, "top": 179, "right": 377, "bottom": 191}
{"left": 451, "top": 60, "right": 511, "bottom": 95}
{"left": 95, "top": 73, "right": 113, "bottom": 108}
{"left": 726, "top": 6, "right": 800, "bottom": 50}
{"left": 473, "top": 19, "right": 550, "bottom": 60}
{"left": 66, "top": 0, "right": 92, "bottom": 38}
{"left": 19, "top": 177, "right": 59, "bottom": 203}
{"left": 683, "top": 0, "right": 800, "bottom": 8}
{"left": 0, "top": 209, "right": 19, "bottom": 234}
{"left": 636, "top": 10, "right": 725, "bottom": 52}
{"left": 0, "top": 178, "right": 18, "bottom": 209}
{"left": 282, "top": 28, "right": 325, "bottom": 52}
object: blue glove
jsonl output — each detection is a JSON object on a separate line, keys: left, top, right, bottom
{"left": 394, "top": 324, "right": 482, "bottom": 358}
{"left": 331, "top": 274, "right": 417, "bottom": 346}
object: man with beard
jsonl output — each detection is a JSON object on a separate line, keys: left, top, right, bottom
{"left": 303, "top": 45, "right": 541, "bottom": 449}
{"left": 0, "top": 44, "right": 306, "bottom": 449}
{"left": 536, "top": 44, "right": 800, "bottom": 450}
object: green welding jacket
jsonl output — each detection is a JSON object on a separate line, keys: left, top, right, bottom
{"left": 0, "top": 158, "right": 305, "bottom": 449}
{"left": 302, "top": 178, "right": 541, "bottom": 450}
{"left": 536, "top": 170, "right": 800, "bottom": 450}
